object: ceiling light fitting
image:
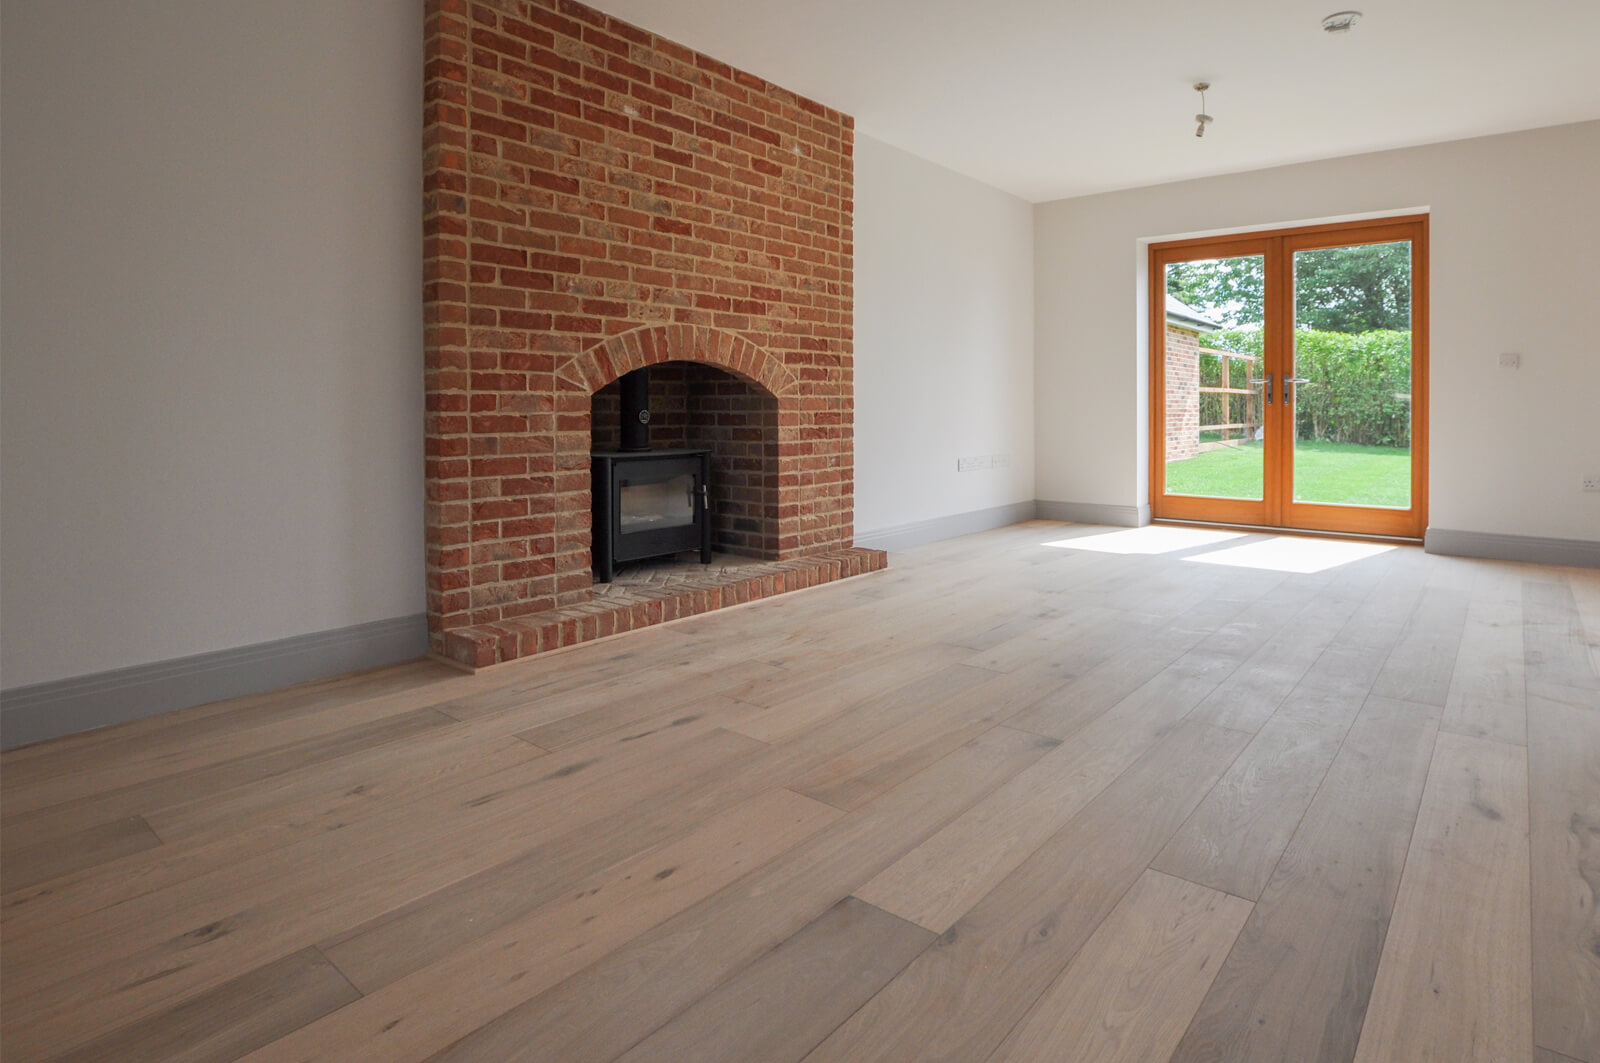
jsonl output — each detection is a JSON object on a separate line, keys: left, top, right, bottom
{"left": 1321, "top": 10, "right": 1362, "bottom": 33}
{"left": 1193, "top": 82, "right": 1212, "bottom": 138}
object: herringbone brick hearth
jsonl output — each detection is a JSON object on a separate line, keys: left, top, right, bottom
{"left": 441, "top": 548, "right": 885, "bottom": 668}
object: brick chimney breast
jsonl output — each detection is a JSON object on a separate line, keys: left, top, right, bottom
{"left": 422, "top": 0, "right": 855, "bottom": 655}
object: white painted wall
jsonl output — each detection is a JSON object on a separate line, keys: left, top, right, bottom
{"left": 1, "top": 0, "right": 425, "bottom": 688}
{"left": 854, "top": 135, "right": 1035, "bottom": 536}
{"left": 1034, "top": 121, "right": 1600, "bottom": 542}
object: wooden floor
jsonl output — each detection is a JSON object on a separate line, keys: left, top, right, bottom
{"left": 2, "top": 521, "right": 1596, "bottom": 1063}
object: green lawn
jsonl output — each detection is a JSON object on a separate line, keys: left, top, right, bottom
{"left": 1165, "top": 440, "right": 1411, "bottom": 507}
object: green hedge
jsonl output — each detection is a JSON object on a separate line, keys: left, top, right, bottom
{"left": 1206, "top": 328, "right": 1411, "bottom": 447}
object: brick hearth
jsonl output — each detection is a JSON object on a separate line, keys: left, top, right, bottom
{"left": 424, "top": 0, "right": 864, "bottom": 665}
{"left": 444, "top": 547, "right": 885, "bottom": 668}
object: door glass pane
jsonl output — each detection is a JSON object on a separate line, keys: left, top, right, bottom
{"left": 1163, "top": 254, "right": 1266, "bottom": 500}
{"left": 1291, "top": 241, "right": 1412, "bottom": 508}
{"left": 620, "top": 474, "right": 694, "bottom": 530}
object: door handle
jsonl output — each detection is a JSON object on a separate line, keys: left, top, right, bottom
{"left": 1284, "top": 376, "right": 1309, "bottom": 401}
{"left": 1251, "top": 374, "right": 1274, "bottom": 405}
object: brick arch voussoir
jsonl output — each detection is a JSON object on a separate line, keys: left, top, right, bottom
{"left": 563, "top": 325, "right": 798, "bottom": 398}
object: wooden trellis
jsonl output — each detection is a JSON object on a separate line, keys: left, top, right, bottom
{"left": 1198, "top": 347, "right": 1261, "bottom": 443}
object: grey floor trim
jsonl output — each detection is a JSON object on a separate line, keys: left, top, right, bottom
{"left": 0, "top": 614, "right": 430, "bottom": 750}
{"left": 1034, "top": 499, "right": 1151, "bottom": 527}
{"left": 1424, "top": 528, "right": 1600, "bottom": 568}
{"left": 855, "top": 501, "right": 1038, "bottom": 552}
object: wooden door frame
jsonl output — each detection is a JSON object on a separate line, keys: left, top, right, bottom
{"left": 1148, "top": 234, "right": 1275, "bottom": 528}
{"left": 1148, "top": 214, "right": 1429, "bottom": 539}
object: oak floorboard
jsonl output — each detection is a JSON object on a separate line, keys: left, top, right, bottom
{"left": 788, "top": 663, "right": 1065, "bottom": 810}
{"left": 428, "top": 638, "right": 711, "bottom": 723}
{"left": 1368, "top": 586, "right": 1472, "bottom": 706}
{"left": 1523, "top": 575, "right": 1600, "bottom": 1062}
{"left": 959, "top": 603, "right": 1141, "bottom": 676}
{"left": 0, "top": 723, "right": 770, "bottom": 1056}
{"left": 41, "top": 947, "right": 360, "bottom": 1063}
{"left": 857, "top": 651, "right": 1240, "bottom": 933}
{"left": 422, "top": 726, "right": 1056, "bottom": 1063}
{"left": 460, "top": 659, "right": 759, "bottom": 738}
{"left": 315, "top": 731, "right": 797, "bottom": 991}
{"left": 723, "top": 648, "right": 978, "bottom": 743}
{"left": 1287, "top": 559, "right": 1427, "bottom": 702}
{"left": 1570, "top": 567, "right": 1600, "bottom": 678}
{"left": 612, "top": 896, "right": 933, "bottom": 1063}
{"left": 138, "top": 727, "right": 545, "bottom": 843}
{"left": 1528, "top": 691, "right": 1600, "bottom": 1062}
{"left": 801, "top": 721, "right": 1250, "bottom": 1063}
{"left": 984, "top": 869, "right": 1253, "bottom": 1063}
{"left": 319, "top": 686, "right": 947, "bottom": 992}
{"left": 0, "top": 660, "right": 461, "bottom": 781}
{"left": 1, "top": 714, "right": 748, "bottom": 963}
{"left": 0, "top": 733, "right": 544, "bottom": 938}
{"left": 1, "top": 676, "right": 468, "bottom": 819}
{"left": 942, "top": 598, "right": 1070, "bottom": 653}
{"left": 1182, "top": 573, "right": 1374, "bottom": 734}
{"left": 1441, "top": 572, "right": 1527, "bottom": 745}
{"left": 1536, "top": 1048, "right": 1587, "bottom": 1063}
{"left": 0, "top": 707, "right": 459, "bottom": 849}
{"left": 513, "top": 663, "right": 777, "bottom": 749}
{"left": 1167, "top": 694, "right": 1441, "bottom": 1063}
{"left": 2, "top": 814, "right": 162, "bottom": 894}
{"left": 1001, "top": 621, "right": 1233, "bottom": 741}
{"left": 240, "top": 789, "right": 842, "bottom": 1063}
{"left": 1525, "top": 579, "right": 1600, "bottom": 695}
{"left": 1151, "top": 712, "right": 1348, "bottom": 900}
{"left": 1351, "top": 731, "right": 1532, "bottom": 1063}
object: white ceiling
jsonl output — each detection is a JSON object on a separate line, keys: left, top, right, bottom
{"left": 590, "top": 0, "right": 1600, "bottom": 202}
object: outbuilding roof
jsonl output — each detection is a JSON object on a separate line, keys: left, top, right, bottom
{"left": 1165, "top": 294, "right": 1221, "bottom": 333}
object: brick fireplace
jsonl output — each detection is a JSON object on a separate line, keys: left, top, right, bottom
{"left": 423, "top": 0, "right": 882, "bottom": 667}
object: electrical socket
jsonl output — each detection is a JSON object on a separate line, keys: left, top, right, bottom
{"left": 1499, "top": 352, "right": 1521, "bottom": 369}
{"left": 990, "top": 453, "right": 1010, "bottom": 469}
{"left": 957, "top": 456, "right": 989, "bottom": 472}
{"left": 1584, "top": 474, "right": 1600, "bottom": 492}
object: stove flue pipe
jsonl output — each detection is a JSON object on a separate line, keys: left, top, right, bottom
{"left": 619, "top": 367, "right": 650, "bottom": 451}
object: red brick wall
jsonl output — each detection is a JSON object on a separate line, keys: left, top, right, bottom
{"left": 1164, "top": 325, "right": 1201, "bottom": 462}
{"left": 423, "top": 0, "right": 854, "bottom": 652}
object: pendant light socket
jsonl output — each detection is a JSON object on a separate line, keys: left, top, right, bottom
{"left": 1193, "top": 82, "right": 1212, "bottom": 138}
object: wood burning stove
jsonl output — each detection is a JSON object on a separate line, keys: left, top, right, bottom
{"left": 591, "top": 367, "right": 713, "bottom": 582}
{"left": 592, "top": 449, "right": 712, "bottom": 582}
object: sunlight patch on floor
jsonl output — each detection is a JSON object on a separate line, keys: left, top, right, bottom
{"left": 1182, "top": 536, "right": 1396, "bottom": 574}
{"left": 1043, "top": 526, "right": 1245, "bottom": 555}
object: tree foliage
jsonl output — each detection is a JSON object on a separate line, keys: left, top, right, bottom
{"left": 1166, "top": 256, "right": 1263, "bottom": 329}
{"left": 1166, "top": 241, "right": 1411, "bottom": 332}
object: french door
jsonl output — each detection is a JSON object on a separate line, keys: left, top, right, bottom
{"left": 1149, "top": 215, "right": 1428, "bottom": 538}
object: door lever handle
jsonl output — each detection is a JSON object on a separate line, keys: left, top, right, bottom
{"left": 1250, "top": 374, "right": 1274, "bottom": 405}
{"left": 1284, "top": 376, "right": 1309, "bottom": 401}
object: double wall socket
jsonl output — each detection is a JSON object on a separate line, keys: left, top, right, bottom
{"left": 957, "top": 454, "right": 1011, "bottom": 473}
{"left": 1584, "top": 474, "right": 1600, "bottom": 492}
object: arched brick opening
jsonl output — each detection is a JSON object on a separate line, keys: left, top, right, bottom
{"left": 558, "top": 324, "right": 800, "bottom": 400}
{"left": 591, "top": 382, "right": 778, "bottom": 563}
{"left": 570, "top": 327, "right": 791, "bottom": 569}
